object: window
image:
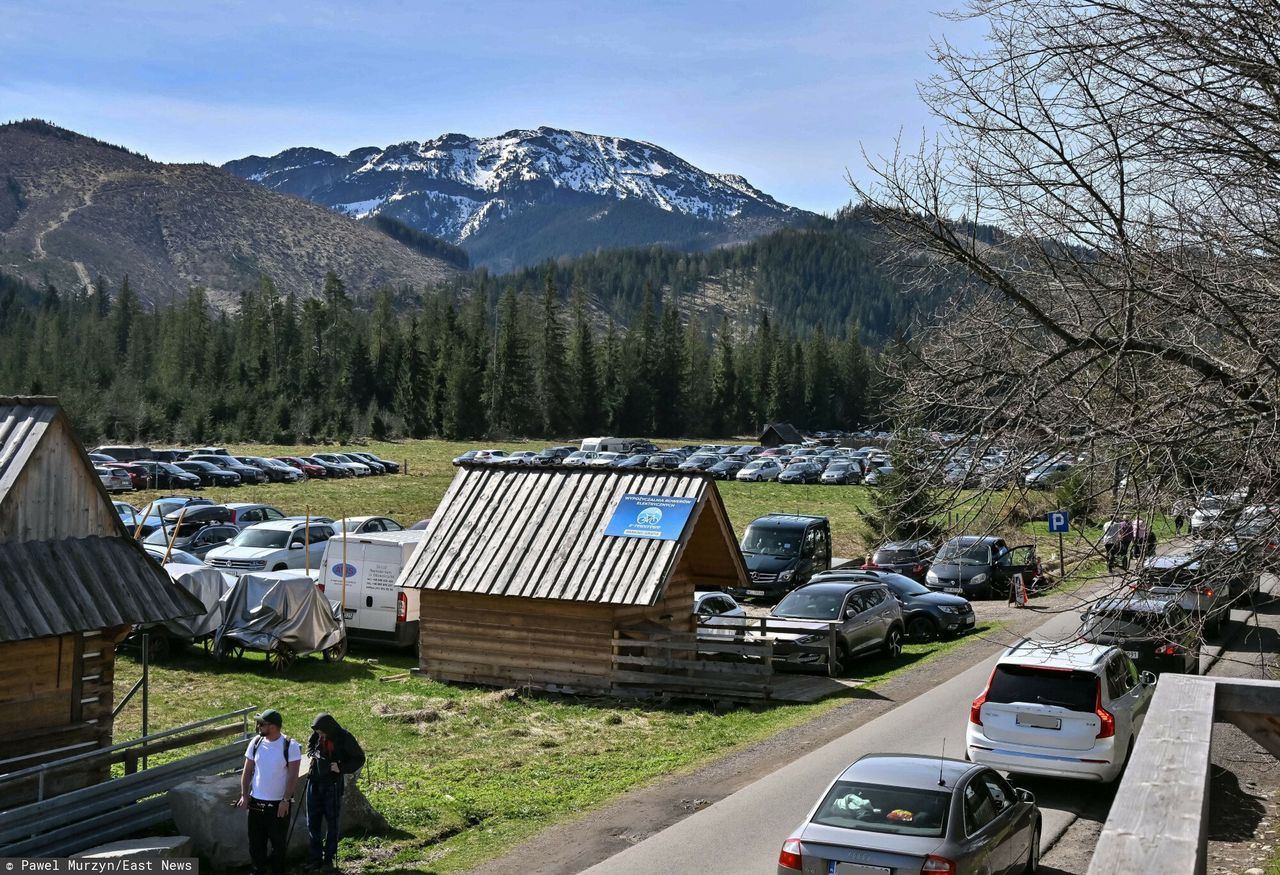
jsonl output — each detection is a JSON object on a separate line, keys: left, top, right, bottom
{"left": 987, "top": 664, "right": 1098, "bottom": 712}
{"left": 963, "top": 781, "right": 998, "bottom": 834}
{"left": 263, "top": 508, "right": 285, "bottom": 521}
{"left": 309, "top": 526, "right": 331, "bottom": 543}
{"left": 862, "top": 587, "right": 885, "bottom": 608}
{"left": 241, "top": 510, "right": 262, "bottom": 523}
{"left": 1106, "top": 657, "right": 1133, "bottom": 698}
{"left": 978, "top": 771, "right": 1014, "bottom": 814}
{"left": 811, "top": 781, "right": 950, "bottom": 837}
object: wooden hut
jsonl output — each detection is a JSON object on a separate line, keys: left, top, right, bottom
{"left": 0, "top": 397, "right": 201, "bottom": 801}
{"left": 760, "top": 421, "right": 805, "bottom": 448}
{"left": 398, "top": 465, "right": 751, "bottom": 695}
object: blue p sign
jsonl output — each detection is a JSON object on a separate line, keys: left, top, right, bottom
{"left": 1048, "top": 511, "right": 1070, "bottom": 533}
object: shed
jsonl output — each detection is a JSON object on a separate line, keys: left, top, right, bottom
{"left": 760, "top": 421, "right": 805, "bottom": 448}
{"left": 398, "top": 465, "right": 751, "bottom": 694}
{"left": 0, "top": 397, "right": 201, "bottom": 802}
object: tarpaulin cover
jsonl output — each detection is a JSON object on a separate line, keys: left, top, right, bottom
{"left": 214, "top": 571, "right": 345, "bottom": 655}
{"left": 159, "top": 562, "right": 232, "bottom": 639}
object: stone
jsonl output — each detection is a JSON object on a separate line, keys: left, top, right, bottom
{"left": 73, "top": 837, "right": 194, "bottom": 860}
{"left": 1244, "top": 868, "right": 1264, "bottom": 875}
{"left": 168, "top": 758, "right": 387, "bottom": 868}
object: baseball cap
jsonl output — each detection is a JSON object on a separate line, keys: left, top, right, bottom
{"left": 255, "top": 709, "right": 283, "bottom": 727}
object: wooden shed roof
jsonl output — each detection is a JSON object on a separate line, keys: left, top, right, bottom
{"left": 0, "top": 396, "right": 60, "bottom": 508}
{"left": 0, "top": 536, "right": 204, "bottom": 643}
{"left": 760, "top": 421, "right": 805, "bottom": 446}
{"left": 399, "top": 465, "right": 749, "bottom": 606}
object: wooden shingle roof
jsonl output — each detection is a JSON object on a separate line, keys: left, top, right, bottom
{"left": 0, "top": 396, "right": 60, "bottom": 507}
{"left": 399, "top": 466, "right": 746, "bottom": 606}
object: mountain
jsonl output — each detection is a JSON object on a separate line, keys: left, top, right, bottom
{"left": 224, "top": 127, "right": 815, "bottom": 272}
{"left": 0, "top": 120, "right": 460, "bottom": 307}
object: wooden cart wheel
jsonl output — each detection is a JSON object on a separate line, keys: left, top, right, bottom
{"left": 323, "top": 637, "right": 348, "bottom": 663}
{"left": 213, "top": 638, "right": 243, "bottom": 662}
{"left": 266, "top": 644, "right": 296, "bottom": 673}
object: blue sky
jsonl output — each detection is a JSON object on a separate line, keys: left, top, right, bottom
{"left": 1, "top": 1, "right": 986, "bottom": 214}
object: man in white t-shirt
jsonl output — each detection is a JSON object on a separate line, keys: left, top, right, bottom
{"left": 238, "top": 709, "right": 302, "bottom": 874}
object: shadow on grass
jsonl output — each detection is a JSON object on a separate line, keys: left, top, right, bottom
{"left": 119, "top": 645, "right": 383, "bottom": 682}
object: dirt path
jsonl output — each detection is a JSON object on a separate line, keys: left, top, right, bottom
{"left": 33, "top": 177, "right": 101, "bottom": 260}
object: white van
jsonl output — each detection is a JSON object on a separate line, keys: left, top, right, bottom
{"left": 580, "top": 436, "right": 633, "bottom": 453}
{"left": 315, "top": 529, "right": 425, "bottom": 649}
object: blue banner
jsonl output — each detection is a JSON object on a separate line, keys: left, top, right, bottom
{"left": 604, "top": 494, "right": 697, "bottom": 541}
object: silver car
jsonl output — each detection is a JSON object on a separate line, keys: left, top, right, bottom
{"left": 778, "top": 754, "right": 1040, "bottom": 874}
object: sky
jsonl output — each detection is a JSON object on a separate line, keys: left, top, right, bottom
{"left": 0, "top": 0, "right": 988, "bottom": 215}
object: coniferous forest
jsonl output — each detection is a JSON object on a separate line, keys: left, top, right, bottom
{"left": 0, "top": 264, "right": 884, "bottom": 445}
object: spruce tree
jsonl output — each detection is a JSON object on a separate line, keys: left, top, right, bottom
{"left": 568, "top": 285, "right": 600, "bottom": 433}
{"left": 534, "top": 272, "right": 568, "bottom": 437}
{"left": 710, "top": 318, "right": 738, "bottom": 436}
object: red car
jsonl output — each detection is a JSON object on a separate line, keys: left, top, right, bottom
{"left": 276, "top": 456, "right": 326, "bottom": 479}
{"left": 104, "top": 462, "right": 151, "bottom": 490}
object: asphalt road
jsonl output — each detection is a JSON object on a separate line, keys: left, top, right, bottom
{"left": 581, "top": 586, "right": 1264, "bottom": 875}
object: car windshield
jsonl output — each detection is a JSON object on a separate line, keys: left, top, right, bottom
{"left": 987, "top": 664, "right": 1098, "bottom": 712}
{"left": 811, "top": 780, "right": 949, "bottom": 837}
{"left": 232, "top": 529, "right": 291, "bottom": 549}
{"left": 145, "top": 546, "right": 203, "bottom": 565}
{"left": 874, "top": 548, "right": 919, "bottom": 565}
{"left": 773, "top": 588, "right": 845, "bottom": 620}
{"left": 1197, "top": 498, "right": 1224, "bottom": 512}
{"left": 1083, "top": 610, "right": 1170, "bottom": 639}
{"left": 827, "top": 462, "right": 850, "bottom": 471}
{"left": 937, "top": 541, "right": 991, "bottom": 565}
{"left": 151, "top": 499, "right": 192, "bottom": 516}
{"left": 887, "top": 577, "right": 931, "bottom": 596}
{"left": 689, "top": 454, "right": 718, "bottom": 464}
{"left": 741, "top": 526, "right": 799, "bottom": 557}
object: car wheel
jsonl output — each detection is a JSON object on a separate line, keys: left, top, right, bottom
{"left": 1024, "top": 822, "right": 1041, "bottom": 873}
{"left": 828, "top": 641, "right": 851, "bottom": 677}
{"left": 882, "top": 626, "right": 903, "bottom": 658}
{"left": 272, "top": 563, "right": 288, "bottom": 572}
{"left": 907, "top": 616, "right": 937, "bottom": 642}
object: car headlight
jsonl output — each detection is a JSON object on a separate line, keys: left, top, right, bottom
{"left": 796, "top": 634, "right": 824, "bottom": 644}
{"left": 926, "top": 570, "right": 940, "bottom": 583}
{"left": 938, "top": 605, "right": 960, "bottom": 614}
{"left": 779, "top": 570, "right": 795, "bottom": 582}
{"left": 970, "top": 573, "right": 988, "bottom": 585}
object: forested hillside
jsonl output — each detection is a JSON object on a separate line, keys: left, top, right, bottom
{"left": 0, "top": 268, "right": 883, "bottom": 444}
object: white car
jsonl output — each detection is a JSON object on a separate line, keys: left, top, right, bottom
{"left": 586, "top": 452, "right": 624, "bottom": 467}
{"left": 694, "top": 591, "right": 748, "bottom": 639}
{"left": 311, "top": 453, "right": 368, "bottom": 477}
{"left": 967, "top": 640, "right": 1155, "bottom": 782}
{"left": 561, "top": 450, "right": 597, "bottom": 467}
{"left": 736, "top": 459, "right": 782, "bottom": 482}
{"left": 205, "top": 519, "right": 334, "bottom": 575}
{"left": 96, "top": 466, "right": 133, "bottom": 493}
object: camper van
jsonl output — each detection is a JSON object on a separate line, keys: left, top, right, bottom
{"left": 580, "top": 436, "right": 634, "bottom": 454}
{"left": 315, "top": 529, "right": 426, "bottom": 649}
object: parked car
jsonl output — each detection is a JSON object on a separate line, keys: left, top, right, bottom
{"left": 149, "top": 448, "right": 191, "bottom": 463}
{"left": 819, "top": 459, "right": 861, "bottom": 485}
{"left": 332, "top": 516, "right": 404, "bottom": 535}
{"left": 678, "top": 453, "right": 721, "bottom": 472}
{"left": 862, "top": 539, "right": 935, "bottom": 583}
{"left": 89, "top": 452, "right": 118, "bottom": 464}
{"left": 332, "top": 453, "right": 373, "bottom": 475}
{"left": 315, "top": 529, "right": 425, "bottom": 648}
{"left": 104, "top": 462, "right": 151, "bottom": 490}
{"left": 764, "top": 580, "right": 904, "bottom": 675}
{"left": 1080, "top": 595, "right": 1201, "bottom": 676}
{"left": 587, "top": 451, "right": 625, "bottom": 467}
{"left": 926, "top": 535, "right": 1041, "bottom": 599}
{"left": 531, "top": 446, "right": 575, "bottom": 466}
{"left": 611, "top": 453, "right": 652, "bottom": 469}
{"left": 223, "top": 502, "right": 288, "bottom": 529}
{"left": 862, "top": 464, "right": 894, "bottom": 486}
{"left": 645, "top": 453, "right": 682, "bottom": 471}
{"left": 778, "top": 461, "right": 822, "bottom": 484}
{"left": 706, "top": 456, "right": 748, "bottom": 480}
{"left": 471, "top": 449, "right": 508, "bottom": 465}
{"left": 303, "top": 455, "right": 354, "bottom": 478}
{"left": 232, "top": 456, "right": 297, "bottom": 483}
{"left": 346, "top": 451, "right": 399, "bottom": 473}
{"left": 190, "top": 446, "right": 231, "bottom": 457}
{"left": 452, "top": 450, "right": 480, "bottom": 466}
{"left": 311, "top": 452, "right": 368, "bottom": 477}
{"left": 276, "top": 456, "right": 327, "bottom": 478}
{"left": 777, "top": 754, "right": 1040, "bottom": 875}
{"left": 1024, "top": 461, "right": 1073, "bottom": 489}
{"left": 733, "top": 514, "right": 832, "bottom": 601}
{"left": 96, "top": 466, "right": 133, "bottom": 493}
{"left": 91, "top": 445, "right": 153, "bottom": 462}
{"left": 821, "top": 569, "right": 975, "bottom": 641}
{"left": 142, "top": 543, "right": 206, "bottom": 567}
{"left": 561, "top": 450, "right": 597, "bottom": 467}
{"left": 1190, "top": 495, "right": 1240, "bottom": 537}
{"left": 736, "top": 458, "right": 783, "bottom": 482}
{"left": 694, "top": 591, "right": 748, "bottom": 639}
{"left": 188, "top": 454, "right": 268, "bottom": 485}
{"left": 143, "top": 522, "right": 242, "bottom": 560}
{"left": 968, "top": 639, "right": 1155, "bottom": 782}
{"left": 206, "top": 519, "right": 334, "bottom": 574}
{"left": 177, "top": 460, "right": 242, "bottom": 487}
{"left": 503, "top": 451, "right": 540, "bottom": 466}
{"left": 113, "top": 501, "right": 148, "bottom": 534}
{"left": 1133, "top": 553, "right": 1233, "bottom": 637}
{"left": 136, "top": 460, "right": 202, "bottom": 490}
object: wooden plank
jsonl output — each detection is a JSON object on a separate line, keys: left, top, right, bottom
{"left": 610, "top": 668, "right": 772, "bottom": 694}
{"left": 1087, "top": 674, "right": 1214, "bottom": 875}
{"left": 611, "top": 654, "right": 773, "bottom": 675}
{"left": 423, "top": 660, "right": 611, "bottom": 692}
{"left": 423, "top": 650, "right": 613, "bottom": 678}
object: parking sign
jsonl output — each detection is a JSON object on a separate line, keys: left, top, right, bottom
{"left": 1048, "top": 511, "right": 1070, "bottom": 533}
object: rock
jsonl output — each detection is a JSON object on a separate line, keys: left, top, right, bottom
{"left": 73, "top": 837, "right": 194, "bottom": 860}
{"left": 168, "top": 758, "right": 387, "bottom": 867}
{"left": 1244, "top": 868, "right": 1264, "bottom": 875}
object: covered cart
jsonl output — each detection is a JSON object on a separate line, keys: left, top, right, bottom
{"left": 130, "top": 562, "right": 233, "bottom": 658}
{"left": 213, "top": 571, "right": 347, "bottom": 671}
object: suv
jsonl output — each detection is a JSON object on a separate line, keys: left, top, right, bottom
{"left": 1080, "top": 596, "right": 1201, "bottom": 676}
{"left": 1133, "top": 553, "right": 1232, "bottom": 637}
{"left": 926, "top": 535, "right": 1040, "bottom": 599}
{"left": 732, "top": 514, "right": 831, "bottom": 601}
{"left": 764, "top": 580, "right": 904, "bottom": 676}
{"left": 863, "top": 540, "right": 935, "bottom": 583}
{"left": 968, "top": 640, "right": 1156, "bottom": 782}
{"left": 818, "top": 569, "right": 975, "bottom": 641}
{"left": 92, "top": 445, "right": 153, "bottom": 462}
{"left": 205, "top": 519, "right": 333, "bottom": 574}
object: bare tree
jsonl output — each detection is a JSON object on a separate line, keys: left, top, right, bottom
{"left": 855, "top": 0, "right": 1280, "bottom": 652}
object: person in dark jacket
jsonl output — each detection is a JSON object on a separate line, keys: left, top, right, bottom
{"left": 305, "top": 713, "right": 366, "bottom": 871}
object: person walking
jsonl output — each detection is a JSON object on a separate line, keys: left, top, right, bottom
{"left": 238, "top": 709, "right": 302, "bottom": 875}
{"left": 306, "top": 713, "right": 366, "bottom": 873}
{"left": 1103, "top": 518, "right": 1131, "bottom": 572}
{"left": 1173, "top": 497, "right": 1191, "bottom": 535}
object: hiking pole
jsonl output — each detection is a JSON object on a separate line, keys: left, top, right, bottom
{"left": 285, "top": 770, "right": 311, "bottom": 852}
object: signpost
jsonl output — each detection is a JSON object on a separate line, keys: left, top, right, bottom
{"left": 1048, "top": 510, "right": 1070, "bottom": 582}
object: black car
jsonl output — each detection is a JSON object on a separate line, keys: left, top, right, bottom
{"left": 236, "top": 456, "right": 299, "bottom": 483}
{"left": 732, "top": 514, "right": 832, "bottom": 601}
{"left": 177, "top": 460, "right": 242, "bottom": 487}
{"left": 926, "top": 535, "right": 1040, "bottom": 599}
{"left": 821, "top": 569, "right": 975, "bottom": 640}
{"left": 143, "top": 522, "right": 241, "bottom": 560}
{"left": 452, "top": 450, "right": 479, "bottom": 466}
{"left": 303, "top": 455, "right": 354, "bottom": 478}
{"left": 530, "top": 446, "right": 574, "bottom": 466}
{"left": 612, "top": 453, "right": 651, "bottom": 469}
{"left": 820, "top": 460, "right": 862, "bottom": 485}
{"left": 707, "top": 456, "right": 749, "bottom": 480}
{"left": 1080, "top": 595, "right": 1201, "bottom": 675}
{"left": 863, "top": 540, "right": 935, "bottom": 584}
{"left": 188, "top": 454, "right": 267, "bottom": 485}
{"left": 348, "top": 451, "right": 400, "bottom": 473}
{"left": 646, "top": 453, "right": 682, "bottom": 470}
{"left": 778, "top": 461, "right": 822, "bottom": 484}
{"left": 678, "top": 453, "right": 722, "bottom": 472}
{"left": 137, "top": 460, "right": 202, "bottom": 490}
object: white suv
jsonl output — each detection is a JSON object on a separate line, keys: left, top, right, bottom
{"left": 206, "top": 520, "right": 333, "bottom": 575}
{"left": 967, "top": 640, "right": 1155, "bottom": 782}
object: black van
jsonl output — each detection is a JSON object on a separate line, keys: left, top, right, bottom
{"left": 731, "top": 514, "right": 832, "bottom": 601}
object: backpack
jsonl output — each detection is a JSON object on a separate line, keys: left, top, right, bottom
{"left": 250, "top": 733, "right": 294, "bottom": 766}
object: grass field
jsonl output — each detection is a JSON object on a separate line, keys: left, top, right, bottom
{"left": 114, "top": 621, "right": 1002, "bottom": 873}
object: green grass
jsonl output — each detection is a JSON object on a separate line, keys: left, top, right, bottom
{"left": 113, "top": 622, "right": 1001, "bottom": 873}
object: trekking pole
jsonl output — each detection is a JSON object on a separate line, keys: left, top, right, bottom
{"left": 285, "top": 771, "right": 311, "bottom": 851}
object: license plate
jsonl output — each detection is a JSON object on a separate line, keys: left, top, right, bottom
{"left": 943, "top": 587, "right": 961, "bottom": 594}
{"left": 962, "top": 617, "right": 976, "bottom": 627}
{"left": 343, "top": 609, "right": 356, "bottom": 620}
{"left": 746, "top": 589, "right": 766, "bottom": 597}
{"left": 1016, "top": 713, "right": 1062, "bottom": 730}
{"left": 833, "top": 863, "right": 891, "bottom": 875}
{"left": 1125, "top": 650, "right": 1139, "bottom": 659}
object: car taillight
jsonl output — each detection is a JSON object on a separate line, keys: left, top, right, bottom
{"left": 970, "top": 668, "right": 994, "bottom": 725}
{"left": 778, "top": 838, "right": 803, "bottom": 871}
{"left": 397, "top": 592, "right": 408, "bottom": 623}
{"left": 1096, "top": 685, "right": 1115, "bottom": 738}
{"left": 1163, "top": 645, "right": 1178, "bottom": 655}
{"left": 922, "top": 855, "right": 957, "bottom": 874}
{"left": 1200, "top": 587, "right": 1214, "bottom": 598}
